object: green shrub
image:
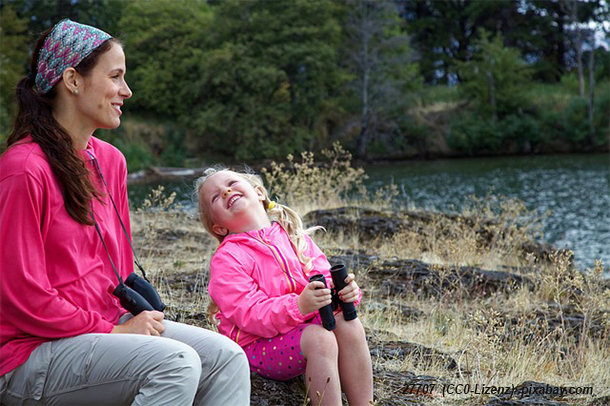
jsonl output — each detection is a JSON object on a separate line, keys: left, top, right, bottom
{"left": 559, "top": 73, "right": 581, "bottom": 95}
{"left": 593, "top": 89, "right": 610, "bottom": 146}
{"left": 160, "top": 144, "right": 187, "bottom": 168}
{"left": 564, "top": 98, "right": 592, "bottom": 144}
{"left": 448, "top": 111, "right": 544, "bottom": 154}
{"left": 447, "top": 113, "right": 503, "bottom": 154}
{"left": 539, "top": 97, "right": 589, "bottom": 145}
{"left": 112, "top": 138, "right": 154, "bottom": 173}
{"left": 499, "top": 113, "right": 541, "bottom": 146}
{"left": 418, "top": 85, "right": 460, "bottom": 106}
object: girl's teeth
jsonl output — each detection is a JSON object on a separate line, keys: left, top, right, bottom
{"left": 229, "top": 195, "right": 240, "bottom": 207}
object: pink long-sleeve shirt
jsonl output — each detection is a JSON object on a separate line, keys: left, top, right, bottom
{"left": 0, "top": 136, "right": 132, "bottom": 376}
{"left": 208, "top": 222, "right": 358, "bottom": 348}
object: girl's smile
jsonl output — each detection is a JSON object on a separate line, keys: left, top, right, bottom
{"left": 227, "top": 193, "right": 243, "bottom": 209}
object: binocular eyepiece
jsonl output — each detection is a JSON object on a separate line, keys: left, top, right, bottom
{"left": 113, "top": 272, "right": 166, "bottom": 316}
{"left": 308, "top": 263, "right": 358, "bottom": 331}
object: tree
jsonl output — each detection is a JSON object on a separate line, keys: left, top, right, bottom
{"left": 559, "top": 0, "right": 608, "bottom": 145}
{"left": 457, "top": 30, "right": 532, "bottom": 121}
{"left": 400, "top": 0, "right": 607, "bottom": 84}
{"left": 4, "top": 0, "right": 123, "bottom": 37}
{"left": 399, "top": 0, "right": 519, "bottom": 84}
{"left": 190, "top": 0, "right": 344, "bottom": 161}
{"left": 118, "top": 0, "right": 212, "bottom": 118}
{"left": 0, "top": 3, "right": 29, "bottom": 141}
{"left": 342, "top": 0, "right": 420, "bottom": 159}
{"left": 562, "top": 0, "right": 586, "bottom": 96}
{"left": 560, "top": 0, "right": 606, "bottom": 95}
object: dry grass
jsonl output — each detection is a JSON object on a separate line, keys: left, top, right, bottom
{"left": 131, "top": 151, "right": 610, "bottom": 405}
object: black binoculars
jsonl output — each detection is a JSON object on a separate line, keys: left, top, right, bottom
{"left": 309, "top": 264, "right": 358, "bottom": 331}
{"left": 113, "top": 272, "right": 166, "bottom": 315}
{"left": 309, "top": 274, "right": 336, "bottom": 330}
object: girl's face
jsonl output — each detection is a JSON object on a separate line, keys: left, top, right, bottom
{"left": 76, "top": 43, "right": 132, "bottom": 131}
{"left": 200, "top": 171, "right": 268, "bottom": 236}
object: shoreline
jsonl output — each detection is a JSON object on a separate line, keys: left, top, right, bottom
{"left": 126, "top": 150, "right": 610, "bottom": 185}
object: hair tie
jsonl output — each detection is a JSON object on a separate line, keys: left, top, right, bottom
{"left": 267, "top": 201, "right": 276, "bottom": 210}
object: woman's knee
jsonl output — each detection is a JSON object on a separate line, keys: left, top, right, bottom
{"left": 301, "top": 325, "right": 338, "bottom": 360}
{"left": 205, "top": 334, "right": 249, "bottom": 377}
{"left": 153, "top": 338, "right": 203, "bottom": 380}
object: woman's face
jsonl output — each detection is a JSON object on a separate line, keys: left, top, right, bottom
{"left": 77, "top": 43, "right": 132, "bottom": 130}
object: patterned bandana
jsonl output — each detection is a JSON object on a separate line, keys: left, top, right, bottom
{"left": 35, "top": 19, "right": 112, "bottom": 94}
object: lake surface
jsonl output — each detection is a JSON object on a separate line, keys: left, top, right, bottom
{"left": 128, "top": 153, "right": 609, "bottom": 270}
{"left": 363, "top": 154, "right": 609, "bottom": 270}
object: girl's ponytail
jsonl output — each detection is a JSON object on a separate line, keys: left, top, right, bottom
{"left": 265, "top": 201, "right": 322, "bottom": 274}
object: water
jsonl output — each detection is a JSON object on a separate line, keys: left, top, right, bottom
{"left": 128, "top": 154, "right": 610, "bottom": 269}
{"left": 363, "top": 154, "right": 609, "bottom": 269}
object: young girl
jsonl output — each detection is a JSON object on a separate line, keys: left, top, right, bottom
{"left": 196, "top": 168, "right": 374, "bottom": 405}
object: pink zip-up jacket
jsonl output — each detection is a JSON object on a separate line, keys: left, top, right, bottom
{"left": 208, "top": 222, "right": 360, "bottom": 348}
{"left": 0, "top": 136, "right": 131, "bottom": 376}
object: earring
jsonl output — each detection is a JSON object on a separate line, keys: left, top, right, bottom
{"left": 73, "top": 89, "right": 79, "bottom": 95}
{"left": 267, "top": 201, "right": 276, "bottom": 210}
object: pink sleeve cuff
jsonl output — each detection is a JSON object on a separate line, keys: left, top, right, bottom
{"left": 288, "top": 295, "right": 315, "bottom": 323}
{"left": 101, "top": 320, "right": 116, "bottom": 334}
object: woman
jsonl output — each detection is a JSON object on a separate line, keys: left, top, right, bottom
{"left": 0, "top": 19, "right": 250, "bottom": 405}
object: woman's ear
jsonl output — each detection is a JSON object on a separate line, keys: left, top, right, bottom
{"left": 212, "top": 224, "right": 229, "bottom": 237}
{"left": 61, "top": 67, "right": 82, "bottom": 95}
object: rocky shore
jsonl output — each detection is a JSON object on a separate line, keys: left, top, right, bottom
{"left": 132, "top": 206, "right": 609, "bottom": 405}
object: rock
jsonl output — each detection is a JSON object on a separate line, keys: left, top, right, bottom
{"left": 487, "top": 398, "right": 569, "bottom": 405}
{"left": 528, "top": 303, "right": 609, "bottom": 342}
{"left": 368, "top": 258, "right": 534, "bottom": 298}
{"left": 328, "top": 251, "right": 380, "bottom": 273}
{"left": 305, "top": 207, "right": 571, "bottom": 266}
{"left": 327, "top": 250, "right": 533, "bottom": 298}
{"left": 249, "top": 367, "right": 451, "bottom": 406}
{"left": 374, "top": 368, "right": 448, "bottom": 405}
{"left": 305, "top": 207, "right": 406, "bottom": 240}
{"left": 369, "top": 340, "right": 457, "bottom": 370}
{"left": 587, "top": 395, "right": 610, "bottom": 405}
{"left": 250, "top": 373, "right": 307, "bottom": 406}
{"left": 486, "top": 381, "right": 574, "bottom": 405}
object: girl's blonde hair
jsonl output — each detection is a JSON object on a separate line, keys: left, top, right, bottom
{"left": 195, "top": 167, "right": 322, "bottom": 322}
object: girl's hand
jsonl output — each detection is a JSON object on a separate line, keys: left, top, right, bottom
{"left": 337, "top": 273, "right": 360, "bottom": 303}
{"left": 111, "top": 311, "right": 165, "bottom": 336}
{"left": 298, "top": 281, "right": 332, "bottom": 316}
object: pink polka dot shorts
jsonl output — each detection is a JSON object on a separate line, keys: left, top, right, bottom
{"left": 244, "top": 316, "right": 321, "bottom": 381}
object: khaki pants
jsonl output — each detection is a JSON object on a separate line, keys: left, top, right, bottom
{"left": 0, "top": 318, "right": 250, "bottom": 405}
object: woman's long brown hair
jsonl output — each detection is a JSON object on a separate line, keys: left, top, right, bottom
{"left": 6, "top": 28, "right": 119, "bottom": 225}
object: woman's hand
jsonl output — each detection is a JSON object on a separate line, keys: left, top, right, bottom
{"left": 111, "top": 311, "right": 165, "bottom": 336}
{"left": 337, "top": 273, "right": 360, "bottom": 303}
{"left": 298, "top": 281, "right": 332, "bottom": 316}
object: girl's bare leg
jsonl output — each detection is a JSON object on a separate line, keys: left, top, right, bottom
{"left": 300, "top": 325, "right": 342, "bottom": 405}
{"left": 333, "top": 314, "right": 374, "bottom": 405}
